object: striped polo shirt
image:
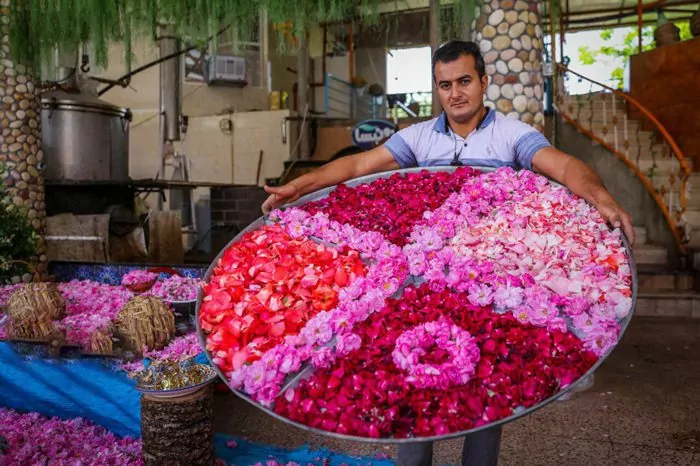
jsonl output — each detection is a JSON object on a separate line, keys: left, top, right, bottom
{"left": 384, "top": 109, "right": 551, "bottom": 170}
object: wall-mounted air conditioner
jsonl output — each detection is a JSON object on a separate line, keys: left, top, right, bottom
{"left": 205, "top": 54, "right": 247, "bottom": 87}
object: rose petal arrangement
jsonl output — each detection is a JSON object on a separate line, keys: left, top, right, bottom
{"left": 191, "top": 168, "right": 631, "bottom": 438}
{"left": 198, "top": 223, "right": 369, "bottom": 390}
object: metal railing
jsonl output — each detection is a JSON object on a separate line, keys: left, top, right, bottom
{"left": 556, "top": 64, "right": 692, "bottom": 251}
{"left": 323, "top": 73, "right": 386, "bottom": 120}
{"left": 386, "top": 92, "right": 433, "bottom": 120}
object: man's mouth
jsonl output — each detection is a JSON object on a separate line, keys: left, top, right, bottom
{"left": 451, "top": 102, "right": 468, "bottom": 107}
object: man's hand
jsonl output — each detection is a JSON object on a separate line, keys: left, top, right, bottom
{"left": 261, "top": 184, "right": 300, "bottom": 214}
{"left": 594, "top": 198, "right": 635, "bottom": 245}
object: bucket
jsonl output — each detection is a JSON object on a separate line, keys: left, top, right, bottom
{"left": 268, "top": 91, "right": 281, "bottom": 110}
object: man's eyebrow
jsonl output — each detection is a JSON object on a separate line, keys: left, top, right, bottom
{"left": 438, "top": 74, "right": 472, "bottom": 85}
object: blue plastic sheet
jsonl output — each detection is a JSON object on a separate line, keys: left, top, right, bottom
{"left": 214, "top": 434, "right": 394, "bottom": 466}
{"left": 0, "top": 342, "right": 395, "bottom": 465}
{"left": 0, "top": 342, "right": 142, "bottom": 438}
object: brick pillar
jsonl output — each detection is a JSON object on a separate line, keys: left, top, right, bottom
{"left": 0, "top": 0, "right": 48, "bottom": 280}
{"left": 474, "top": 0, "right": 545, "bottom": 132}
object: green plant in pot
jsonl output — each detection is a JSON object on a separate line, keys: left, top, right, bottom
{"left": 0, "top": 164, "right": 38, "bottom": 284}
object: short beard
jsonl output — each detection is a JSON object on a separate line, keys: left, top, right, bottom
{"left": 448, "top": 105, "right": 481, "bottom": 124}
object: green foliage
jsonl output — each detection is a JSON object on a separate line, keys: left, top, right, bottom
{"left": 578, "top": 20, "right": 694, "bottom": 90}
{"left": 0, "top": 166, "right": 37, "bottom": 284}
{"left": 8, "top": 0, "right": 481, "bottom": 72}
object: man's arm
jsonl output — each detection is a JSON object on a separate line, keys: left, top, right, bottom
{"left": 532, "top": 146, "right": 635, "bottom": 244}
{"left": 261, "top": 146, "right": 400, "bottom": 213}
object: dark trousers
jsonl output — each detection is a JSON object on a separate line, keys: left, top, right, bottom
{"left": 396, "top": 426, "right": 502, "bottom": 466}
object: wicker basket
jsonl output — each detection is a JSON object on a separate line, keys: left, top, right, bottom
{"left": 116, "top": 296, "right": 175, "bottom": 355}
{"left": 88, "top": 326, "right": 115, "bottom": 355}
{"left": 6, "top": 282, "right": 66, "bottom": 341}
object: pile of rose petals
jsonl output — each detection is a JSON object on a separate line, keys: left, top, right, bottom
{"left": 196, "top": 167, "right": 632, "bottom": 438}
{"left": 274, "top": 284, "right": 597, "bottom": 438}
{"left": 121, "top": 270, "right": 157, "bottom": 287}
{"left": 301, "top": 168, "right": 479, "bottom": 246}
{"left": 120, "top": 332, "right": 202, "bottom": 375}
{"left": 147, "top": 275, "right": 201, "bottom": 302}
{"left": 0, "top": 408, "right": 143, "bottom": 465}
{"left": 56, "top": 280, "right": 135, "bottom": 351}
{"left": 199, "top": 223, "right": 366, "bottom": 374}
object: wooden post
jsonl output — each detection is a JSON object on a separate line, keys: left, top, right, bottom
{"left": 429, "top": 0, "right": 442, "bottom": 116}
{"left": 140, "top": 386, "right": 215, "bottom": 466}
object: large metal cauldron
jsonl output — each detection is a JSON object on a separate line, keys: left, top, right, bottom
{"left": 41, "top": 90, "right": 132, "bottom": 181}
{"left": 196, "top": 166, "right": 638, "bottom": 444}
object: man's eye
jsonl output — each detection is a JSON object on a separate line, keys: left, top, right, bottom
{"left": 460, "top": 79, "right": 471, "bottom": 85}
{"left": 440, "top": 84, "right": 450, "bottom": 90}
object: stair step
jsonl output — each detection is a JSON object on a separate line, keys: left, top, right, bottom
{"left": 634, "top": 226, "right": 648, "bottom": 245}
{"left": 635, "top": 291, "right": 700, "bottom": 318}
{"left": 638, "top": 271, "right": 694, "bottom": 292}
{"left": 564, "top": 111, "right": 628, "bottom": 124}
{"left": 633, "top": 245, "right": 668, "bottom": 265}
{"left": 683, "top": 208, "right": 700, "bottom": 227}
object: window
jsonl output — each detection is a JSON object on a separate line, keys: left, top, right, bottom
{"left": 386, "top": 46, "right": 433, "bottom": 118}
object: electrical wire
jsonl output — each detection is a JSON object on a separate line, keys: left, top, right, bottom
{"left": 278, "top": 103, "right": 310, "bottom": 184}
{"left": 97, "top": 25, "right": 232, "bottom": 97}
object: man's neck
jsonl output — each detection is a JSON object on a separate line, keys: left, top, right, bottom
{"left": 447, "top": 105, "right": 488, "bottom": 138}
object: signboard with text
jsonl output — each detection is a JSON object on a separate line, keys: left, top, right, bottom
{"left": 351, "top": 119, "right": 398, "bottom": 151}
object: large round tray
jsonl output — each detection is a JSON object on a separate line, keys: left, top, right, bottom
{"left": 195, "top": 166, "right": 638, "bottom": 444}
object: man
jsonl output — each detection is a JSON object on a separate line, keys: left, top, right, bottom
{"left": 261, "top": 40, "right": 633, "bottom": 243}
{"left": 262, "top": 40, "right": 633, "bottom": 466}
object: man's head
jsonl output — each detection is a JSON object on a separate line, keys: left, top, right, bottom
{"left": 432, "top": 40, "right": 488, "bottom": 124}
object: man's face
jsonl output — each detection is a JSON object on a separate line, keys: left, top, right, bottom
{"left": 434, "top": 54, "right": 488, "bottom": 124}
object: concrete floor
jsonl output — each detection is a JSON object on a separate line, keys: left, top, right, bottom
{"left": 214, "top": 317, "right": 700, "bottom": 466}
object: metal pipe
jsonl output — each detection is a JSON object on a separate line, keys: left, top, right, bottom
{"left": 637, "top": 0, "right": 643, "bottom": 54}
{"left": 549, "top": 0, "right": 558, "bottom": 105}
{"left": 159, "top": 23, "right": 182, "bottom": 143}
{"left": 429, "top": 0, "right": 440, "bottom": 116}
{"left": 348, "top": 22, "right": 355, "bottom": 81}
{"left": 559, "top": 0, "right": 696, "bottom": 17}
{"left": 296, "top": 31, "right": 310, "bottom": 159}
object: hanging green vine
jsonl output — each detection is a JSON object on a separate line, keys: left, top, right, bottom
{"left": 8, "top": 0, "right": 481, "bottom": 72}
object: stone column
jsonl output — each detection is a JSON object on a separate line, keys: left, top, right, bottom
{"left": 474, "top": 0, "right": 545, "bottom": 132}
{"left": 0, "top": 0, "right": 48, "bottom": 280}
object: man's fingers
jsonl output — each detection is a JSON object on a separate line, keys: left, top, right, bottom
{"left": 607, "top": 211, "right": 622, "bottom": 229}
{"left": 261, "top": 194, "right": 277, "bottom": 214}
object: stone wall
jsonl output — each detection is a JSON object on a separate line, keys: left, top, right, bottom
{"left": 0, "top": 0, "right": 47, "bottom": 280}
{"left": 474, "top": 0, "right": 545, "bottom": 132}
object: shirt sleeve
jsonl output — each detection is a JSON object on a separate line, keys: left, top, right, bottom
{"left": 512, "top": 125, "right": 551, "bottom": 170}
{"left": 384, "top": 127, "right": 418, "bottom": 169}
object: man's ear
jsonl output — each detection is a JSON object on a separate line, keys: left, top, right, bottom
{"left": 481, "top": 74, "right": 488, "bottom": 91}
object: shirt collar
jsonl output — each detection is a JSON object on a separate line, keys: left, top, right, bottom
{"left": 433, "top": 107, "right": 495, "bottom": 135}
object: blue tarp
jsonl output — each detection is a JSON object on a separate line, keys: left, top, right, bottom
{"left": 0, "top": 341, "right": 142, "bottom": 438}
{"left": 214, "top": 434, "right": 394, "bottom": 466}
{"left": 0, "top": 342, "right": 395, "bottom": 465}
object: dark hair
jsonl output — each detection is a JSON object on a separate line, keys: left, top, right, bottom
{"left": 432, "top": 40, "right": 486, "bottom": 80}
